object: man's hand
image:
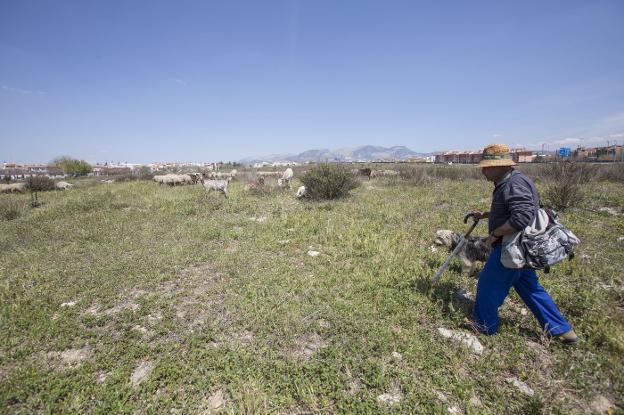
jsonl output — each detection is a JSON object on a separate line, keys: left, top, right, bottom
{"left": 470, "top": 211, "right": 489, "bottom": 220}
{"left": 486, "top": 234, "right": 499, "bottom": 249}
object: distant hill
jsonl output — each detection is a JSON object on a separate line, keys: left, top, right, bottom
{"left": 239, "top": 145, "right": 431, "bottom": 164}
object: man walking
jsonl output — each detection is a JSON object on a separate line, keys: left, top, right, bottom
{"left": 468, "top": 144, "right": 578, "bottom": 345}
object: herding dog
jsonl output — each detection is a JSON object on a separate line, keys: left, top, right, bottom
{"left": 434, "top": 230, "right": 491, "bottom": 276}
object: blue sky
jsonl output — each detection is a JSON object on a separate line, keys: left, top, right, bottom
{"left": 1, "top": 0, "right": 623, "bottom": 163}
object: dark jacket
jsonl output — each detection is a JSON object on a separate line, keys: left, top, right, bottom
{"left": 489, "top": 170, "right": 540, "bottom": 234}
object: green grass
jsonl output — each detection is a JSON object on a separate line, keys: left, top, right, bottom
{"left": 1, "top": 175, "right": 622, "bottom": 414}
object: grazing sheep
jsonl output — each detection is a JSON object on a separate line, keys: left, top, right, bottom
{"left": 0, "top": 183, "right": 26, "bottom": 194}
{"left": 370, "top": 169, "right": 399, "bottom": 178}
{"left": 153, "top": 174, "right": 193, "bottom": 186}
{"left": 278, "top": 168, "right": 294, "bottom": 189}
{"left": 296, "top": 185, "right": 309, "bottom": 199}
{"left": 256, "top": 171, "right": 281, "bottom": 178}
{"left": 358, "top": 168, "right": 372, "bottom": 179}
{"left": 101, "top": 179, "right": 115, "bottom": 184}
{"left": 206, "top": 172, "right": 233, "bottom": 181}
{"left": 199, "top": 177, "right": 229, "bottom": 198}
{"left": 55, "top": 181, "right": 73, "bottom": 190}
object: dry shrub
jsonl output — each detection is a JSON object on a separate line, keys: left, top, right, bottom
{"left": 595, "top": 163, "right": 624, "bottom": 182}
{"left": 300, "top": 163, "right": 359, "bottom": 200}
{"left": 25, "top": 175, "right": 56, "bottom": 192}
{"left": 541, "top": 162, "right": 591, "bottom": 211}
{"left": 0, "top": 199, "right": 23, "bottom": 221}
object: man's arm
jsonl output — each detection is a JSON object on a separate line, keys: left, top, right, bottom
{"left": 486, "top": 220, "right": 519, "bottom": 247}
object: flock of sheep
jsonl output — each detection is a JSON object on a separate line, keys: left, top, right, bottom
{"left": 151, "top": 168, "right": 298, "bottom": 199}
{"left": 1, "top": 167, "right": 394, "bottom": 199}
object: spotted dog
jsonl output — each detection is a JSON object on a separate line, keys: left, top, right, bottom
{"left": 434, "top": 230, "right": 490, "bottom": 276}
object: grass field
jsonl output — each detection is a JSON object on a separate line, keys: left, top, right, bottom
{"left": 1, "top": 170, "right": 623, "bottom": 414}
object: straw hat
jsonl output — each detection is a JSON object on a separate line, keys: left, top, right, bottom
{"left": 478, "top": 144, "right": 516, "bottom": 168}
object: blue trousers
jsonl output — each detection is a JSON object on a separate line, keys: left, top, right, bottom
{"left": 473, "top": 245, "right": 571, "bottom": 336}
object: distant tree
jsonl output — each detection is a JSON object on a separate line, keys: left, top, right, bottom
{"left": 51, "top": 156, "right": 92, "bottom": 176}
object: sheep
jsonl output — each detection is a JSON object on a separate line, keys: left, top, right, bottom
{"left": 205, "top": 172, "right": 233, "bottom": 181}
{"left": 296, "top": 185, "right": 309, "bottom": 199}
{"left": 153, "top": 174, "right": 193, "bottom": 186}
{"left": 101, "top": 179, "right": 115, "bottom": 184}
{"left": 198, "top": 177, "right": 229, "bottom": 198}
{"left": 370, "top": 169, "right": 399, "bottom": 178}
{"left": 55, "top": 181, "right": 73, "bottom": 190}
{"left": 358, "top": 168, "right": 372, "bottom": 179}
{"left": 278, "top": 168, "right": 294, "bottom": 189}
{"left": 256, "top": 171, "right": 281, "bottom": 178}
{"left": 0, "top": 183, "right": 26, "bottom": 194}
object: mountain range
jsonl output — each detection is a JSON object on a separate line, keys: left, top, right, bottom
{"left": 239, "top": 145, "right": 432, "bottom": 164}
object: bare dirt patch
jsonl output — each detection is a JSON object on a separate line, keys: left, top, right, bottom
{"left": 292, "top": 333, "right": 328, "bottom": 360}
{"left": 45, "top": 345, "right": 92, "bottom": 370}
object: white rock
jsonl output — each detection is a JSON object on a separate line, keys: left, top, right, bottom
{"left": 249, "top": 216, "right": 267, "bottom": 223}
{"left": 204, "top": 389, "right": 226, "bottom": 413}
{"left": 468, "top": 395, "right": 482, "bottom": 407}
{"left": 130, "top": 361, "right": 154, "bottom": 386}
{"left": 505, "top": 377, "right": 534, "bottom": 397}
{"left": 618, "top": 236, "right": 624, "bottom": 243}
{"left": 447, "top": 406, "right": 462, "bottom": 414}
{"left": 520, "top": 308, "right": 528, "bottom": 316}
{"left": 437, "top": 328, "right": 484, "bottom": 355}
{"left": 391, "top": 351, "right": 403, "bottom": 361}
{"left": 376, "top": 391, "right": 402, "bottom": 405}
{"left": 307, "top": 250, "right": 320, "bottom": 257}
{"left": 60, "top": 301, "right": 77, "bottom": 308}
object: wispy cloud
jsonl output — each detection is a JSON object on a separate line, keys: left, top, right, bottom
{"left": 171, "top": 78, "right": 187, "bottom": 86}
{"left": 1, "top": 84, "right": 45, "bottom": 95}
{"left": 518, "top": 133, "right": 624, "bottom": 151}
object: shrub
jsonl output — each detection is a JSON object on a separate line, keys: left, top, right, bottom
{"left": 0, "top": 199, "right": 23, "bottom": 221}
{"left": 541, "top": 162, "right": 590, "bottom": 211}
{"left": 300, "top": 163, "right": 359, "bottom": 200}
{"left": 397, "top": 166, "right": 430, "bottom": 185}
{"left": 51, "top": 156, "right": 92, "bottom": 176}
{"left": 595, "top": 163, "right": 624, "bottom": 182}
{"left": 25, "top": 175, "right": 56, "bottom": 192}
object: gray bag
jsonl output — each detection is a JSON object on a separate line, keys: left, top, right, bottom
{"left": 501, "top": 208, "right": 580, "bottom": 271}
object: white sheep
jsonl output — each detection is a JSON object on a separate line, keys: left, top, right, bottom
{"left": 0, "top": 183, "right": 26, "bottom": 194}
{"left": 55, "top": 181, "right": 73, "bottom": 190}
{"left": 279, "top": 168, "right": 294, "bottom": 189}
{"left": 296, "top": 185, "right": 309, "bottom": 199}
{"left": 256, "top": 171, "right": 281, "bottom": 178}
{"left": 370, "top": 169, "right": 399, "bottom": 178}
{"left": 199, "top": 177, "right": 229, "bottom": 198}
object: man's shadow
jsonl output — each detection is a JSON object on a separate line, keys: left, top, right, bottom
{"left": 413, "top": 263, "right": 516, "bottom": 329}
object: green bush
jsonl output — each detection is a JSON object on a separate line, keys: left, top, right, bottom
{"left": 300, "top": 163, "right": 359, "bottom": 200}
{"left": 51, "top": 156, "right": 92, "bottom": 176}
{"left": 0, "top": 199, "right": 23, "bottom": 221}
{"left": 541, "top": 162, "right": 590, "bottom": 211}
